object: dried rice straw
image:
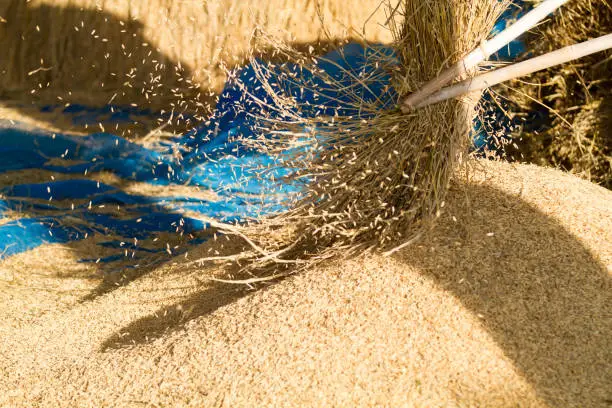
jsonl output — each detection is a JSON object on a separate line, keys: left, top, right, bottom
{"left": 194, "top": 0, "right": 511, "bottom": 277}
{"left": 197, "top": 0, "right": 612, "bottom": 281}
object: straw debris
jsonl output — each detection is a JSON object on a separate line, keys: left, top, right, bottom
{"left": 199, "top": 0, "right": 510, "bottom": 274}
{"left": 499, "top": 0, "right": 612, "bottom": 188}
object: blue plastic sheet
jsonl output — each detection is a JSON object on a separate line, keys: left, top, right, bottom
{"left": 0, "top": 44, "right": 396, "bottom": 265}
{"left": 0, "top": 15, "right": 525, "bottom": 266}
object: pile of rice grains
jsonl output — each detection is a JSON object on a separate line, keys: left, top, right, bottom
{"left": 497, "top": 0, "right": 611, "bottom": 188}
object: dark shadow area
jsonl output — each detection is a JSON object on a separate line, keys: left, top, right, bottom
{"left": 100, "top": 179, "right": 611, "bottom": 406}
{"left": 78, "top": 232, "right": 215, "bottom": 303}
{"left": 99, "top": 277, "right": 280, "bottom": 351}
{"left": 98, "top": 281, "right": 248, "bottom": 350}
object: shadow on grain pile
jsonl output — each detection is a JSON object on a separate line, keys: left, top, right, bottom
{"left": 99, "top": 179, "right": 611, "bottom": 407}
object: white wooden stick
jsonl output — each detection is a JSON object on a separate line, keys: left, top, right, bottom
{"left": 414, "top": 33, "right": 612, "bottom": 108}
{"left": 401, "top": 0, "right": 569, "bottom": 111}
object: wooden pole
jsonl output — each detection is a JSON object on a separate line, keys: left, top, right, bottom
{"left": 414, "top": 33, "right": 612, "bottom": 109}
{"left": 401, "top": 0, "right": 570, "bottom": 112}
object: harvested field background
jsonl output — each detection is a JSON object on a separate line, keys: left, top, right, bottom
{"left": 0, "top": 0, "right": 391, "bottom": 116}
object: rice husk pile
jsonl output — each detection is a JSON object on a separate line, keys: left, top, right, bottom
{"left": 498, "top": 0, "right": 612, "bottom": 188}
{"left": 209, "top": 0, "right": 509, "bottom": 273}
{"left": 1, "top": 160, "right": 610, "bottom": 407}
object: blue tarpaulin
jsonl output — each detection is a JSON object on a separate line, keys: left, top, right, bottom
{"left": 0, "top": 13, "right": 524, "bottom": 267}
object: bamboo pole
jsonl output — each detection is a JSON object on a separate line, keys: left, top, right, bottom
{"left": 401, "top": 0, "right": 569, "bottom": 112}
{"left": 414, "top": 33, "right": 612, "bottom": 109}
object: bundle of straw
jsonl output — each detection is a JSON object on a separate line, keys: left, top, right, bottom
{"left": 198, "top": 0, "right": 510, "bottom": 274}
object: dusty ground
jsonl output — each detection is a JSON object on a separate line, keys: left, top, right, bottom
{"left": 0, "top": 159, "right": 610, "bottom": 407}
